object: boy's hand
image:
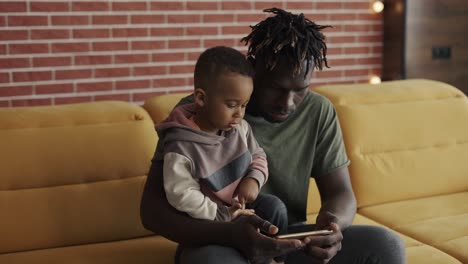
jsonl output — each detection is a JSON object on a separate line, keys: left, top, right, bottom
{"left": 228, "top": 202, "right": 255, "bottom": 219}
{"left": 237, "top": 177, "right": 259, "bottom": 206}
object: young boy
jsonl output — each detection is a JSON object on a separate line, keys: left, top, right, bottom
{"left": 155, "top": 46, "right": 288, "bottom": 227}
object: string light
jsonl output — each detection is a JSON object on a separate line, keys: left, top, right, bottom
{"left": 370, "top": 75, "right": 382, "bottom": 84}
{"left": 372, "top": 1, "right": 384, "bottom": 13}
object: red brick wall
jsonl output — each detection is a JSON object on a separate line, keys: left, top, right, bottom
{"left": 0, "top": 1, "right": 382, "bottom": 107}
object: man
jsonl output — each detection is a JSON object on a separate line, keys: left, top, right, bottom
{"left": 141, "top": 8, "right": 405, "bottom": 264}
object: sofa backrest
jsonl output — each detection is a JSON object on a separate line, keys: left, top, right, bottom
{"left": 315, "top": 79, "right": 468, "bottom": 208}
{"left": 0, "top": 101, "right": 157, "bottom": 254}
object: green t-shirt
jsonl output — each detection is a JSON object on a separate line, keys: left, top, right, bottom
{"left": 177, "top": 91, "right": 350, "bottom": 224}
{"left": 244, "top": 91, "right": 349, "bottom": 224}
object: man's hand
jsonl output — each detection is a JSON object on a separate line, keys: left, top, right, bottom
{"left": 231, "top": 214, "right": 303, "bottom": 263}
{"left": 302, "top": 211, "right": 343, "bottom": 264}
{"left": 237, "top": 177, "right": 260, "bottom": 206}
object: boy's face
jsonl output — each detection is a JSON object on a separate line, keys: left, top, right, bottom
{"left": 196, "top": 72, "right": 253, "bottom": 133}
{"left": 249, "top": 58, "right": 312, "bottom": 123}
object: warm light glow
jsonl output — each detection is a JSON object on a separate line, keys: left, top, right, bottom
{"left": 372, "top": 1, "right": 384, "bottom": 13}
{"left": 370, "top": 76, "right": 382, "bottom": 84}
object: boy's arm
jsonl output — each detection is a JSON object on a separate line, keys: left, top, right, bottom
{"left": 140, "top": 160, "right": 302, "bottom": 259}
{"left": 242, "top": 120, "right": 268, "bottom": 186}
{"left": 163, "top": 152, "right": 230, "bottom": 221}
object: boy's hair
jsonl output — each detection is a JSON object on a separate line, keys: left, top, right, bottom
{"left": 241, "top": 8, "right": 332, "bottom": 77}
{"left": 194, "top": 46, "right": 254, "bottom": 90}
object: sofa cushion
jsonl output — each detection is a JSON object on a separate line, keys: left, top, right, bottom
{"left": 359, "top": 192, "right": 468, "bottom": 263}
{"left": 315, "top": 79, "right": 468, "bottom": 207}
{"left": 0, "top": 101, "right": 157, "bottom": 253}
{"left": 0, "top": 236, "right": 177, "bottom": 264}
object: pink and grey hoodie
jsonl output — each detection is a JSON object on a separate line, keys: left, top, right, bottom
{"left": 155, "top": 103, "right": 268, "bottom": 222}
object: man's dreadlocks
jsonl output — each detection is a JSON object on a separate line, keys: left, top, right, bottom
{"left": 241, "top": 8, "right": 332, "bottom": 77}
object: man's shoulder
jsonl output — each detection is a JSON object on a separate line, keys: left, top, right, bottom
{"left": 300, "top": 91, "right": 335, "bottom": 115}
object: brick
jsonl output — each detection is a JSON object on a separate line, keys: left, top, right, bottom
{"left": 254, "top": 2, "right": 285, "bottom": 10}
{"left": 92, "top": 41, "right": 128, "bottom": 51}
{"left": 203, "top": 38, "right": 236, "bottom": 48}
{"left": 0, "top": 73, "right": 9, "bottom": 83}
{"left": 357, "top": 57, "right": 381, "bottom": 65}
{"left": 168, "top": 39, "right": 201, "bottom": 49}
{"left": 237, "top": 13, "right": 268, "bottom": 23}
{"left": 72, "top": 2, "right": 109, "bottom": 11}
{"left": 113, "top": 28, "right": 148, "bottom": 38}
{"left": 187, "top": 52, "right": 202, "bottom": 61}
{"left": 372, "top": 46, "right": 383, "bottom": 53}
{"left": 12, "top": 98, "right": 52, "bottom": 107}
{"left": 8, "top": 16, "right": 48, "bottom": 27}
{"left": 132, "top": 40, "right": 165, "bottom": 50}
{"left": 92, "top": 15, "right": 128, "bottom": 25}
{"left": 222, "top": 2, "right": 252, "bottom": 10}
{"left": 186, "top": 2, "right": 218, "bottom": 10}
{"left": 286, "top": 2, "right": 315, "bottom": 9}
{"left": 52, "top": 15, "right": 89, "bottom": 25}
{"left": 0, "top": 58, "right": 30, "bottom": 69}
{"left": 344, "top": 47, "right": 370, "bottom": 54}
{"left": 76, "top": 81, "right": 113, "bottom": 92}
{"left": 95, "top": 67, "right": 130, "bottom": 78}
{"left": 151, "top": 2, "right": 183, "bottom": 10}
{"left": 35, "top": 83, "right": 73, "bottom": 94}
{"left": 0, "top": 85, "right": 33, "bottom": 97}
{"left": 222, "top": 26, "right": 248, "bottom": 35}
{"left": 344, "top": 69, "right": 369, "bottom": 76}
{"left": 34, "top": 56, "right": 72, "bottom": 67}
{"left": 133, "top": 91, "right": 165, "bottom": 102}
{"left": 30, "top": 2, "right": 69, "bottom": 12}
{"left": 330, "top": 58, "right": 356, "bottom": 67}
{"left": 327, "top": 36, "right": 356, "bottom": 44}
{"left": 52, "top": 42, "right": 89, "bottom": 53}
{"left": 302, "top": 13, "right": 327, "bottom": 22}
{"left": 372, "top": 24, "right": 383, "bottom": 32}
{"left": 357, "top": 35, "right": 382, "bottom": 43}
{"left": 344, "top": 25, "right": 370, "bottom": 32}
{"left": 314, "top": 70, "right": 342, "bottom": 78}
{"left": 134, "top": 66, "right": 166, "bottom": 76}
{"left": 75, "top": 55, "right": 112, "bottom": 65}
{"left": 112, "top": 2, "right": 147, "bottom": 11}
{"left": 56, "top": 69, "right": 92, "bottom": 80}
{"left": 151, "top": 27, "right": 184, "bottom": 37}
{"left": 328, "top": 13, "right": 356, "bottom": 20}
{"left": 167, "top": 14, "right": 200, "bottom": 24}
{"left": 31, "top": 29, "right": 70, "bottom": 40}
{"left": 203, "top": 14, "right": 235, "bottom": 23}
{"left": 114, "top": 54, "right": 149, "bottom": 64}
{"left": 169, "top": 65, "right": 195, "bottom": 74}
{"left": 187, "top": 27, "right": 218, "bottom": 36}
{"left": 116, "top": 79, "right": 150, "bottom": 90}
{"left": 95, "top": 93, "right": 131, "bottom": 101}
{"left": 131, "top": 15, "right": 164, "bottom": 24}
{"left": 327, "top": 47, "right": 342, "bottom": 56}
{"left": 55, "top": 96, "right": 92, "bottom": 105}
{"left": 73, "top": 29, "right": 109, "bottom": 38}
{"left": 0, "top": 101, "right": 9, "bottom": 107}
{"left": 357, "top": 14, "right": 382, "bottom": 20}
{"left": 0, "top": 17, "right": 5, "bottom": 26}
{"left": 0, "top": 2, "right": 27, "bottom": 12}
{"left": 316, "top": 2, "right": 343, "bottom": 9}
{"left": 152, "top": 52, "right": 185, "bottom": 62}
{"left": 13, "top": 71, "right": 52, "bottom": 82}
{"left": 0, "top": 30, "right": 28, "bottom": 41}
{"left": 153, "top": 78, "right": 187, "bottom": 88}
{"left": 343, "top": 2, "right": 370, "bottom": 9}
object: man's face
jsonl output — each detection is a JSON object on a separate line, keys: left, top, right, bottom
{"left": 249, "top": 58, "right": 313, "bottom": 122}
{"left": 201, "top": 72, "right": 253, "bottom": 133}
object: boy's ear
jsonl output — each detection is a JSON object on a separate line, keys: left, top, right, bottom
{"left": 194, "top": 88, "right": 206, "bottom": 107}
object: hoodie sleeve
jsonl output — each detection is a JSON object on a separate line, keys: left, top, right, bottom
{"left": 163, "top": 152, "right": 220, "bottom": 221}
{"left": 240, "top": 120, "right": 268, "bottom": 187}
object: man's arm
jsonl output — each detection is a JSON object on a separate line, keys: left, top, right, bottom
{"left": 314, "top": 166, "right": 356, "bottom": 230}
{"left": 140, "top": 160, "right": 302, "bottom": 261}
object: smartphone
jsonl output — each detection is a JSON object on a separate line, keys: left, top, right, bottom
{"left": 276, "top": 230, "right": 333, "bottom": 239}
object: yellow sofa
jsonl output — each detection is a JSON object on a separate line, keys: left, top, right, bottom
{"left": 1, "top": 79, "right": 466, "bottom": 263}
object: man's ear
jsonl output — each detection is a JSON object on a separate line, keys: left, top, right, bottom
{"left": 194, "top": 88, "right": 206, "bottom": 107}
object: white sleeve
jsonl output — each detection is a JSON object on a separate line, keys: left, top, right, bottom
{"left": 163, "top": 152, "right": 218, "bottom": 220}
